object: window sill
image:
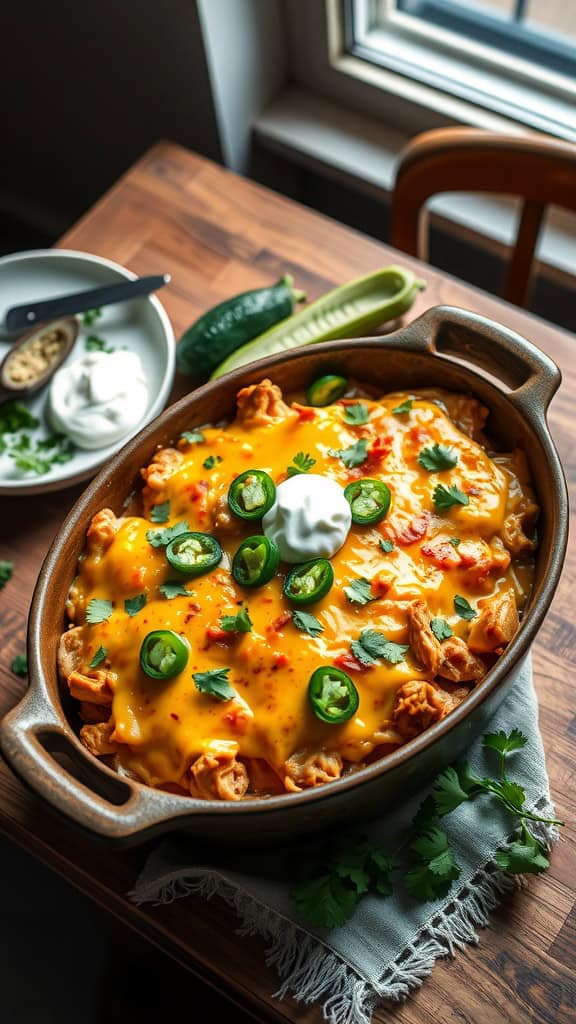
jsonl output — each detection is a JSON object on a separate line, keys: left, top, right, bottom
{"left": 254, "top": 88, "right": 575, "bottom": 286}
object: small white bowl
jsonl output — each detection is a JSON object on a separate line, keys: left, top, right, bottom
{"left": 0, "top": 249, "right": 175, "bottom": 495}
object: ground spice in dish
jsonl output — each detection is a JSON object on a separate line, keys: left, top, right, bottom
{"left": 5, "top": 327, "right": 66, "bottom": 385}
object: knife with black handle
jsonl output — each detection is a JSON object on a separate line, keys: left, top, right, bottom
{"left": 4, "top": 274, "right": 170, "bottom": 332}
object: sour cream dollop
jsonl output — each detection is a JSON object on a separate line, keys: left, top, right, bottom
{"left": 48, "top": 350, "right": 149, "bottom": 450}
{"left": 262, "top": 473, "right": 352, "bottom": 562}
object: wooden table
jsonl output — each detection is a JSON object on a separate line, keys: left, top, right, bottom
{"left": 1, "top": 142, "right": 574, "bottom": 1024}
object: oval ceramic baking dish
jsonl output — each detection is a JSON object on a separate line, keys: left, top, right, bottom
{"left": 0, "top": 306, "right": 568, "bottom": 846}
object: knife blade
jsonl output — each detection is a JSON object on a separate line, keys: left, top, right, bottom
{"left": 4, "top": 274, "right": 171, "bottom": 332}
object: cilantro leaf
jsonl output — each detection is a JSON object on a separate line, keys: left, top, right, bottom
{"left": 203, "top": 454, "right": 222, "bottom": 470}
{"left": 124, "top": 593, "right": 147, "bottom": 617}
{"left": 481, "top": 778, "right": 526, "bottom": 812}
{"left": 291, "top": 874, "right": 360, "bottom": 930}
{"left": 392, "top": 399, "right": 413, "bottom": 415}
{"left": 88, "top": 646, "right": 107, "bottom": 669}
{"left": 0, "top": 560, "right": 14, "bottom": 590}
{"left": 449, "top": 537, "right": 461, "bottom": 548}
{"left": 82, "top": 308, "right": 102, "bottom": 326}
{"left": 483, "top": 729, "right": 528, "bottom": 757}
{"left": 344, "top": 578, "right": 376, "bottom": 605}
{"left": 343, "top": 403, "right": 370, "bottom": 426}
{"left": 11, "top": 653, "right": 28, "bottom": 677}
{"left": 0, "top": 402, "right": 39, "bottom": 434}
{"left": 433, "top": 484, "right": 469, "bottom": 512}
{"left": 379, "top": 538, "right": 394, "bottom": 553}
{"left": 287, "top": 451, "right": 316, "bottom": 476}
{"left": 411, "top": 795, "right": 439, "bottom": 833}
{"left": 7, "top": 433, "right": 75, "bottom": 475}
{"left": 220, "top": 607, "right": 253, "bottom": 633}
{"left": 404, "top": 828, "right": 461, "bottom": 900}
{"left": 193, "top": 667, "right": 236, "bottom": 701}
{"left": 454, "top": 595, "right": 477, "bottom": 620}
{"left": 85, "top": 335, "right": 113, "bottom": 353}
{"left": 430, "top": 617, "right": 453, "bottom": 642}
{"left": 333, "top": 844, "right": 372, "bottom": 895}
{"left": 328, "top": 438, "right": 369, "bottom": 468}
{"left": 351, "top": 629, "right": 409, "bottom": 666}
{"left": 159, "top": 580, "right": 190, "bottom": 599}
{"left": 495, "top": 827, "right": 550, "bottom": 875}
{"left": 86, "top": 599, "right": 113, "bottom": 624}
{"left": 432, "top": 765, "right": 475, "bottom": 816}
{"left": 418, "top": 443, "right": 458, "bottom": 472}
{"left": 146, "top": 520, "right": 190, "bottom": 548}
{"left": 293, "top": 610, "right": 324, "bottom": 637}
{"left": 180, "top": 430, "right": 205, "bottom": 445}
{"left": 150, "top": 500, "right": 170, "bottom": 524}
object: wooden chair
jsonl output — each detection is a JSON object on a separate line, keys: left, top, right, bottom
{"left": 390, "top": 127, "right": 576, "bottom": 307}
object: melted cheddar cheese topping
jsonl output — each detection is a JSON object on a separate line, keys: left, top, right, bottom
{"left": 61, "top": 381, "right": 537, "bottom": 799}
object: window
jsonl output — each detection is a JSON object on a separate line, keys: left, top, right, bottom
{"left": 347, "top": 0, "right": 576, "bottom": 139}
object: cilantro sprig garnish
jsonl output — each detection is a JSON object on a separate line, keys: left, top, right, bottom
{"left": 82, "top": 308, "right": 102, "bottom": 326}
{"left": 287, "top": 451, "right": 316, "bottom": 477}
{"left": 88, "top": 646, "right": 107, "bottom": 669}
{"left": 86, "top": 599, "right": 113, "bottom": 624}
{"left": 193, "top": 667, "right": 236, "bottom": 702}
{"left": 0, "top": 401, "right": 39, "bottom": 435}
{"left": 379, "top": 539, "right": 394, "bottom": 553}
{"left": 293, "top": 610, "right": 324, "bottom": 637}
{"left": 159, "top": 580, "right": 190, "bottom": 599}
{"left": 343, "top": 578, "right": 376, "bottom": 606}
{"left": 85, "top": 335, "right": 113, "bottom": 353}
{"left": 203, "top": 454, "right": 222, "bottom": 470}
{"left": 180, "top": 430, "right": 205, "bottom": 445}
{"left": 328, "top": 438, "right": 369, "bottom": 468}
{"left": 454, "top": 595, "right": 477, "bottom": 620}
{"left": 220, "top": 607, "right": 253, "bottom": 633}
{"left": 11, "top": 653, "right": 28, "bottom": 677}
{"left": 6, "top": 433, "right": 75, "bottom": 475}
{"left": 418, "top": 443, "right": 458, "bottom": 472}
{"left": 343, "top": 403, "right": 370, "bottom": 426}
{"left": 146, "top": 520, "right": 190, "bottom": 548}
{"left": 150, "top": 500, "right": 170, "bottom": 524}
{"left": 350, "top": 629, "right": 409, "bottom": 666}
{"left": 291, "top": 729, "right": 563, "bottom": 929}
{"left": 392, "top": 399, "right": 413, "bottom": 415}
{"left": 0, "top": 560, "right": 14, "bottom": 590}
{"left": 430, "top": 617, "right": 453, "bottom": 642}
{"left": 433, "top": 484, "right": 469, "bottom": 512}
{"left": 124, "top": 593, "right": 147, "bottom": 617}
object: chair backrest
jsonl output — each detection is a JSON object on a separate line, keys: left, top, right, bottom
{"left": 390, "top": 128, "right": 576, "bottom": 307}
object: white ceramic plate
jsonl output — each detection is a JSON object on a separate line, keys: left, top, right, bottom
{"left": 0, "top": 249, "right": 175, "bottom": 495}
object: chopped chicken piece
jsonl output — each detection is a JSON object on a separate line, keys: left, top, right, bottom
{"left": 141, "top": 447, "right": 184, "bottom": 493}
{"left": 393, "top": 680, "right": 447, "bottom": 740}
{"left": 67, "top": 670, "right": 113, "bottom": 705}
{"left": 437, "top": 636, "right": 486, "bottom": 682}
{"left": 86, "top": 508, "right": 121, "bottom": 554}
{"left": 80, "top": 721, "right": 118, "bottom": 756}
{"left": 188, "top": 751, "right": 249, "bottom": 801}
{"left": 283, "top": 750, "right": 343, "bottom": 792}
{"left": 236, "top": 379, "right": 291, "bottom": 428}
{"left": 57, "top": 626, "right": 85, "bottom": 678}
{"left": 502, "top": 507, "right": 538, "bottom": 558}
{"left": 407, "top": 599, "right": 443, "bottom": 674}
{"left": 468, "top": 589, "right": 519, "bottom": 654}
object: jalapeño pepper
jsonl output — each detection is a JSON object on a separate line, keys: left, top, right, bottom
{"left": 165, "top": 532, "right": 222, "bottom": 577}
{"left": 283, "top": 558, "right": 334, "bottom": 605}
{"left": 306, "top": 374, "right": 348, "bottom": 407}
{"left": 308, "top": 666, "right": 359, "bottom": 724}
{"left": 140, "top": 630, "right": 190, "bottom": 679}
{"left": 228, "top": 470, "right": 276, "bottom": 521}
{"left": 232, "top": 535, "right": 280, "bottom": 588}
{"left": 344, "top": 478, "right": 391, "bottom": 525}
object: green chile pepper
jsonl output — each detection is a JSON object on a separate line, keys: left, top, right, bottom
{"left": 228, "top": 470, "right": 276, "bottom": 521}
{"left": 165, "top": 532, "right": 222, "bottom": 577}
{"left": 232, "top": 535, "right": 280, "bottom": 587}
{"left": 308, "top": 666, "right": 359, "bottom": 724}
{"left": 344, "top": 478, "right": 391, "bottom": 525}
{"left": 306, "top": 374, "right": 348, "bottom": 407}
{"left": 283, "top": 559, "right": 334, "bottom": 605}
{"left": 140, "top": 630, "right": 190, "bottom": 679}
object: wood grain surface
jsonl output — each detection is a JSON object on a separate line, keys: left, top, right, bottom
{"left": 0, "top": 141, "right": 574, "bottom": 1023}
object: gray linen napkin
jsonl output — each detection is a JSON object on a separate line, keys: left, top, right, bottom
{"left": 131, "top": 659, "right": 559, "bottom": 1024}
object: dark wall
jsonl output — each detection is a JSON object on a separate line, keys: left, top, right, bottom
{"left": 1, "top": 1, "right": 222, "bottom": 243}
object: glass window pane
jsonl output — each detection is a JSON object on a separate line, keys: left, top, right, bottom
{"left": 526, "top": 1, "right": 576, "bottom": 42}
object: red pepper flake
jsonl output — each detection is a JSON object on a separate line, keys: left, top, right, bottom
{"left": 273, "top": 653, "right": 289, "bottom": 669}
{"left": 131, "top": 568, "right": 146, "bottom": 588}
{"left": 334, "top": 652, "right": 370, "bottom": 674}
{"left": 187, "top": 480, "right": 209, "bottom": 501}
{"left": 270, "top": 611, "right": 292, "bottom": 633}
{"left": 409, "top": 426, "right": 430, "bottom": 444}
{"left": 292, "top": 403, "right": 316, "bottom": 422}
{"left": 170, "top": 712, "right": 180, "bottom": 722}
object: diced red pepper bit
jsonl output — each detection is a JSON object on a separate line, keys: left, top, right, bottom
{"left": 369, "top": 434, "right": 393, "bottom": 461}
{"left": 372, "top": 573, "right": 392, "bottom": 597}
{"left": 186, "top": 480, "right": 209, "bottom": 502}
{"left": 131, "top": 568, "right": 146, "bottom": 587}
{"left": 269, "top": 611, "right": 292, "bottom": 633}
{"left": 334, "top": 652, "right": 370, "bottom": 674}
{"left": 273, "top": 653, "right": 289, "bottom": 669}
{"left": 409, "top": 426, "right": 430, "bottom": 444}
{"left": 420, "top": 540, "right": 461, "bottom": 570}
{"left": 292, "top": 403, "right": 316, "bottom": 422}
{"left": 223, "top": 707, "right": 249, "bottom": 733}
{"left": 393, "top": 513, "right": 429, "bottom": 546}
{"left": 205, "top": 625, "right": 235, "bottom": 644}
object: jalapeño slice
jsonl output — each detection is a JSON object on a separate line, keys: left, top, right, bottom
{"left": 228, "top": 470, "right": 276, "bottom": 521}
{"left": 306, "top": 374, "right": 348, "bottom": 407}
{"left": 283, "top": 558, "right": 334, "bottom": 605}
{"left": 344, "top": 478, "right": 391, "bottom": 525}
{"left": 165, "top": 531, "right": 222, "bottom": 577}
{"left": 308, "top": 666, "right": 359, "bottom": 724}
{"left": 140, "top": 630, "right": 190, "bottom": 679}
{"left": 232, "top": 535, "right": 280, "bottom": 588}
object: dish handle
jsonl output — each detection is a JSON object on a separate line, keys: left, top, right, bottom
{"left": 387, "top": 304, "right": 561, "bottom": 426}
{"left": 0, "top": 690, "right": 192, "bottom": 842}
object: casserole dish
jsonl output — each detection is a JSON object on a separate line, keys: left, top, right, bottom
{"left": 0, "top": 306, "right": 567, "bottom": 846}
